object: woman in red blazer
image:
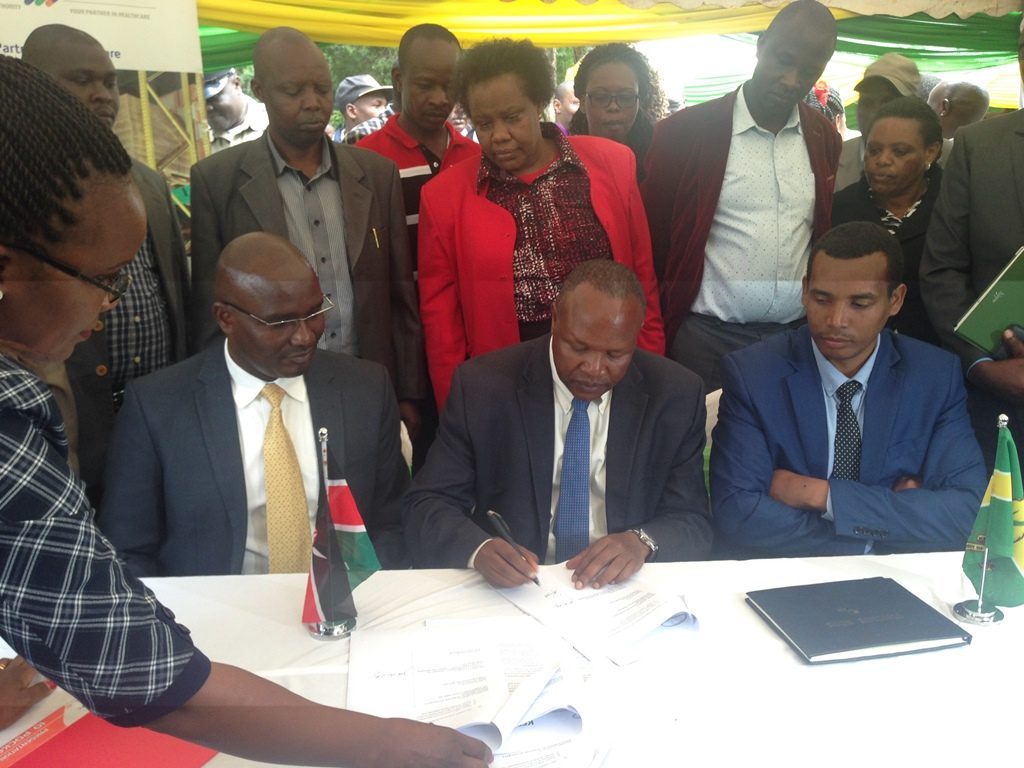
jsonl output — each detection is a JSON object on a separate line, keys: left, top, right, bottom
{"left": 418, "top": 38, "right": 665, "bottom": 409}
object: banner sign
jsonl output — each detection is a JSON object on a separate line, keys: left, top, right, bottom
{"left": 1, "top": 0, "right": 201, "bottom": 72}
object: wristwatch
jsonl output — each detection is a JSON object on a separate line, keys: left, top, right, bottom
{"left": 629, "top": 528, "right": 658, "bottom": 561}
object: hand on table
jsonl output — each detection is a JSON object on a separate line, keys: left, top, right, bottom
{"left": 370, "top": 718, "right": 492, "bottom": 768}
{"left": 565, "top": 531, "right": 649, "bottom": 590}
{"left": 769, "top": 469, "right": 829, "bottom": 512}
{"left": 0, "top": 657, "right": 52, "bottom": 730}
{"left": 474, "top": 538, "right": 539, "bottom": 588}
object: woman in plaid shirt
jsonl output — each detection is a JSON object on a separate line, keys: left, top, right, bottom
{"left": 0, "top": 52, "right": 489, "bottom": 768}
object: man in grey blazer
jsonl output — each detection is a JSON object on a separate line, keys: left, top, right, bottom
{"left": 404, "top": 261, "right": 712, "bottom": 590}
{"left": 22, "top": 25, "right": 190, "bottom": 506}
{"left": 920, "top": 22, "right": 1024, "bottom": 471}
{"left": 100, "top": 234, "right": 408, "bottom": 577}
{"left": 189, "top": 27, "right": 425, "bottom": 441}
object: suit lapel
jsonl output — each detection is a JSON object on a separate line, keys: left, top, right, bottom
{"left": 239, "top": 138, "right": 289, "bottom": 236}
{"left": 332, "top": 145, "right": 369, "bottom": 271}
{"left": 517, "top": 342, "right": 555, "bottom": 536}
{"left": 606, "top": 364, "right": 646, "bottom": 531}
{"left": 195, "top": 347, "right": 249, "bottom": 571}
{"left": 785, "top": 329, "right": 830, "bottom": 478}
{"left": 860, "top": 334, "right": 901, "bottom": 484}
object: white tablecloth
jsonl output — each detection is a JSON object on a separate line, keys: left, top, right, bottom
{"left": 4, "top": 553, "right": 1019, "bottom": 767}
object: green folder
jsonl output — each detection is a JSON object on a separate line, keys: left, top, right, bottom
{"left": 954, "top": 245, "right": 1024, "bottom": 354}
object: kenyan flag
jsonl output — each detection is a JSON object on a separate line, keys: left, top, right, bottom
{"left": 302, "top": 430, "right": 380, "bottom": 625}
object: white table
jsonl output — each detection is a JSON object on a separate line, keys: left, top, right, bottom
{"left": 4, "top": 553, "right": 1019, "bottom": 767}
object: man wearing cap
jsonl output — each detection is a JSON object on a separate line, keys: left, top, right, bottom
{"left": 333, "top": 74, "right": 392, "bottom": 144}
{"left": 834, "top": 53, "right": 921, "bottom": 192}
{"left": 204, "top": 68, "right": 269, "bottom": 153}
{"left": 189, "top": 27, "right": 425, "bottom": 442}
{"left": 642, "top": 0, "right": 840, "bottom": 393}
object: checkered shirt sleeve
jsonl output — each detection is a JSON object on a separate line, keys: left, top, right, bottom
{"left": 0, "top": 356, "right": 209, "bottom": 726}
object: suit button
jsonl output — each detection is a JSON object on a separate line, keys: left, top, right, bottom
{"left": 93, "top": 320, "right": 104, "bottom": 332}
{"left": 95, "top": 364, "right": 108, "bottom": 377}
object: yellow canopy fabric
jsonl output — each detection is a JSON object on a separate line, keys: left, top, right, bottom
{"left": 195, "top": 0, "right": 860, "bottom": 47}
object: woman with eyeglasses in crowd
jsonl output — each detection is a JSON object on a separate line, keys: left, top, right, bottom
{"left": 417, "top": 38, "right": 665, "bottom": 408}
{"left": 568, "top": 43, "right": 666, "bottom": 182}
{"left": 0, "top": 54, "right": 489, "bottom": 767}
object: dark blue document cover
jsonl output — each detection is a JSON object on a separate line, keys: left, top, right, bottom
{"left": 746, "top": 577, "right": 972, "bottom": 664}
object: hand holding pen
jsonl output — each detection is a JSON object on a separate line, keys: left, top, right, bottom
{"left": 473, "top": 510, "right": 542, "bottom": 589}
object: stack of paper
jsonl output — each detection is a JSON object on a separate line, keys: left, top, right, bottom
{"left": 500, "top": 564, "right": 696, "bottom": 665}
{"left": 346, "top": 616, "right": 597, "bottom": 767}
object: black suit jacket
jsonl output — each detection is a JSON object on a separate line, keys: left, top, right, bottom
{"left": 99, "top": 346, "right": 409, "bottom": 576}
{"left": 189, "top": 134, "right": 424, "bottom": 401}
{"left": 67, "top": 161, "right": 189, "bottom": 505}
{"left": 403, "top": 336, "right": 712, "bottom": 567}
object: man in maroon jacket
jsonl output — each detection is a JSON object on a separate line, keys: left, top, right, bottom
{"left": 642, "top": 0, "right": 841, "bottom": 392}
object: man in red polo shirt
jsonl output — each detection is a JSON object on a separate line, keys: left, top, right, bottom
{"left": 359, "top": 22, "right": 480, "bottom": 469}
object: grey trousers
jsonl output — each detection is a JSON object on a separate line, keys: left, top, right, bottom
{"left": 669, "top": 312, "right": 805, "bottom": 392}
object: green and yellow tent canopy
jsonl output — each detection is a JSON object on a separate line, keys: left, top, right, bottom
{"left": 195, "top": 1, "right": 1023, "bottom": 108}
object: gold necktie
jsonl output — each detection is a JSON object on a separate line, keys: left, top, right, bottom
{"left": 261, "top": 383, "right": 312, "bottom": 573}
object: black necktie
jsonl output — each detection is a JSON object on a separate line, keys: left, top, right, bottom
{"left": 831, "top": 380, "right": 862, "bottom": 481}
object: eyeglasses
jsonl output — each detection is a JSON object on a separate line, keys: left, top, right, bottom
{"left": 3, "top": 240, "right": 133, "bottom": 302}
{"left": 225, "top": 295, "right": 335, "bottom": 330}
{"left": 586, "top": 91, "right": 640, "bottom": 109}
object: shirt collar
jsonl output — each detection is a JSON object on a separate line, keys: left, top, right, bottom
{"left": 389, "top": 113, "right": 459, "bottom": 151}
{"left": 476, "top": 121, "right": 584, "bottom": 192}
{"left": 548, "top": 337, "right": 612, "bottom": 416}
{"left": 224, "top": 339, "right": 309, "bottom": 409}
{"left": 267, "top": 133, "right": 335, "bottom": 181}
{"left": 810, "top": 333, "right": 880, "bottom": 399}
{"left": 734, "top": 82, "right": 802, "bottom": 136}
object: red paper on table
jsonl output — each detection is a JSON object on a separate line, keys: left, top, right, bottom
{"left": 0, "top": 705, "right": 215, "bottom": 768}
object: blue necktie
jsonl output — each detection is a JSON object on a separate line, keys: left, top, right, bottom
{"left": 831, "top": 380, "right": 862, "bottom": 481}
{"left": 554, "top": 398, "right": 591, "bottom": 562}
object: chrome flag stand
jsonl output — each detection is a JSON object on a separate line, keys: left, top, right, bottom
{"left": 303, "top": 428, "right": 357, "bottom": 639}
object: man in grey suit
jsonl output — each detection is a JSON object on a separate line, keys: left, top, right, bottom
{"left": 920, "top": 21, "right": 1024, "bottom": 471}
{"left": 404, "top": 261, "right": 712, "bottom": 590}
{"left": 22, "top": 25, "right": 190, "bottom": 505}
{"left": 189, "top": 27, "right": 425, "bottom": 440}
{"left": 100, "top": 233, "right": 408, "bottom": 577}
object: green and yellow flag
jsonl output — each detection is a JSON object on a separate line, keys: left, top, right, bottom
{"left": 963, "top": 419, "right": 1024, "bottom": 607}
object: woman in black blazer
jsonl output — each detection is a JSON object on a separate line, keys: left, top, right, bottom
{"left": 832, "top": 96, "right": 944, "bottom": 346}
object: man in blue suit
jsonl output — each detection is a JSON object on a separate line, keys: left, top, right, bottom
{"left": 711, "top": 221, "right": 986, "bottom": 558}
{"left": 100, "top": 233, "right": 408, "bottom": 576}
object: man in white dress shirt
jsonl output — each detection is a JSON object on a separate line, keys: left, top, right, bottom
{"left": 100, "top": 233, "right": 409, "bottom": 576}
{"left": 642, "top": 0, "right": 842, "bottom": 392}
{"left": 403, "top": 261, "right": 712, "bottom": 589}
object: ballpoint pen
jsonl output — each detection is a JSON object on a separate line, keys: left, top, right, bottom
{"left": 486, "top": 510, "right": 541, "bottom": 587}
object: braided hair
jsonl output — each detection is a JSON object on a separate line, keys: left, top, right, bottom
{"left": 0, "top": 55, "right": 131, "bottom": 247}
{"left": 569, "top": 44, "right": 665, "bottom": 180}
